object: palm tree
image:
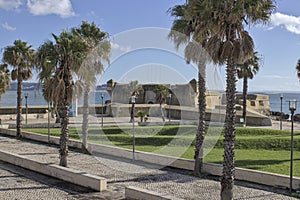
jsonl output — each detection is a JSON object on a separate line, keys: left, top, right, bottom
{"left": 127, "top": 80, "right": 143, "bottom": 122}
{"left": 72, "top": 21, "right": 111, "bottom": 151}
{"left": 296, "top": 59, "right": 300, "bottom": 80}
{"left": 127, "top": 80, "right": 144, "bottom": 95}
{"left": 154, "top": 84, "right": 169, "bottom": 122}
{"left": 237, "top": 52, "right": 261, "bottom": 127}
{"left": 169, "top": 3, "right": 210, "bottom": 174}
{"left": 2, "top": 40, "right": 35, "bottom": 138}
{"left": 187, "top": 1, "right": 276, "bottom": 199}
{"left": 37, "top": 30, "right": 87, "bottom": 167}
{"left": 0, "top": 64, "right": 11, "bottom": 96}
{"left": 0, "top": 64, "right": 11, "bottom": 112}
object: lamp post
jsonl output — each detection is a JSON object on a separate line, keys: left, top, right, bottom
{"left": 168, "top": 93, "right": 172, "bottom": 123}
{"left": 48, "top": 101, "right": 50, "bottom": 144}
{"left": 289, "top": 99, "right": 297, "bottom": 194}
{"left": 25, "top": 93, "right": 28, "bottom": 125}
{"left": 101, "top": 93, "right": 104, "bottom": 127}
{"left": 280, "top": 94, "right": 283, "bottom": 130}
{"left": 131, "top": 93, "right": 136, "bottom": 160}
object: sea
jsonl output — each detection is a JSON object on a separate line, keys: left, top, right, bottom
{"left": 1, "top": 88, "right": 300, "bottom": 115}
{"left": 0, "top": 89, "right": 111, "bottom": 108}
{"left": 255, "top": 92, "right": 300, "bottom": 114}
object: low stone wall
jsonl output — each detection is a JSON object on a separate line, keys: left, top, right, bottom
{"left": 0, "top": 149, "right": 106, "bottom": 191}
{"left": 0, "top": 127, "right": 299, "bottom": 190}
{"left": 125, "top": 186, "right": 182, "bottom": 200}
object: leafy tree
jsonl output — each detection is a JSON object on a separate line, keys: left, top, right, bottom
{"left": 37, "top": 30, "right": 87, "bottom": 167}
{"left": 237, "top": 52, "right": 261, "bottom": 126}
{"left": 72, "top": 21, "right": 111, "bottom": 150}
{"left": 2, "top": 40, "right": 35, "bottom": 138}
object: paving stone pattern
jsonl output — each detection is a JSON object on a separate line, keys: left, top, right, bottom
{"left": 0, "top": 161, "right": 79, "bottom": 200}
{"left": 0, "top": 135, "right": 297, "bottom": 200}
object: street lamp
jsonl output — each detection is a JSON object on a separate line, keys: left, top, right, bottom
{"left": 48, "top": 101, "right": 50, "bottom": 144}
{"left": 289, "top": 99, "right": 297, "bottom": 194}
{"left": 25, "top": 93, "right": 28, "bottom": 125}
{"left": 168, "top": 93, "right": 172, "bottom": 123}
{"left": 280, "top": 94, "right": 283, "bottom": 130}
{"left": 131, "top": 92, "right": 136, "bottom": 160}
{"left": 101, "top": 93, "right": 104, "bottom": 127}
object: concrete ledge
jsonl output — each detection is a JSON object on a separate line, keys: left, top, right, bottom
{"left": 1, "top": 128, "right": 299, "bottom": 190}
{"left": 0, "top": 149, "right": 106, "bottom": 191}
{"left": 125, "top": 186, "right": 182, "bottom": 200}
{"left": 235, "top": 167, "right": 300, "bottom": 190}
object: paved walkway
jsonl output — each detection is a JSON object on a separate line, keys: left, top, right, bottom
{"left": 0, "top": 134, "right": 296, "bottom": 200}
{"left": 0, "top": 160, "right": 93, "bottom": 200}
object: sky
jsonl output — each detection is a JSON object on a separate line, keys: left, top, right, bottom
{"left": 1, "top": 0, "right": 300, "bottom": 92}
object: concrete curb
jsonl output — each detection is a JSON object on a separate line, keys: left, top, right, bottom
{"left": 0, "top": 149, "right": 107, "bottom": 191}
{"left": 0, "top": 127, "right": 299, "bottom": 190}
{"left": 125, "top": 186, "right": 183, "bottom": 200}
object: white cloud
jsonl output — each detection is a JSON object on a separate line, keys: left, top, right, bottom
{"left": 270, "top": 12, "right": 300, "bottom": 34}
{"left": 2, "top": 22, "right": 16, "bottom": 31}
{"left": 0, "top": 0, "right": 22, "bottom": 10}
{"left": 110, "top": 42, "right": 131, "bottom": 52}
{"left": 27, "top": 0, "right": 75, "bottom": 18}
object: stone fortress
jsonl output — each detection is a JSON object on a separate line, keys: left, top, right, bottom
{"left": 106, "top": 79, "right": 272, "bottom": 126}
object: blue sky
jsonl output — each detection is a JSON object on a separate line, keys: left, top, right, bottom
{"left": 1, "top": 0, "right": 300, "bottom": 92}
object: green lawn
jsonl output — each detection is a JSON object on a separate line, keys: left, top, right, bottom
{"left": 24, "top": 126, "right": 300, "bottom": 177}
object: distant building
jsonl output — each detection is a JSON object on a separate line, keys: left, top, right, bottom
{"left": 106, "top": 79, "right": 271, "bottom": 125}
{"left": 235, "top": 93, "right": 271, "bottom": 116}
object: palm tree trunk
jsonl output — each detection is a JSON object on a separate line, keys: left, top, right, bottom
{"left": 242, "top": 75, "right": 248, "bottom": 127}
{"left": 221, "top": 62, "right": 236, "bottom": 200}
{"left": 194, "top": 63, "right": 206, "bottom": 174}
{"left": 59, "top": 102, "right": 69, "bottom": 167}
{"left": 59, "top": 75, "right": 70, "bottom": 167}
{"left": 16, "top": 72, "right": 22, "bottom": 138}
{"left": 82, "top": 87, "right": 89, "bottom": 150}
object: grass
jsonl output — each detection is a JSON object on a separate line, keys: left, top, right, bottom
{"left": 23, "top": 126, "right": 300, "bottom": 177}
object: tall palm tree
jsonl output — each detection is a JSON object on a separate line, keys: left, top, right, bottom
{"left": 0, "top": 64, "right": 11, "bottom": 96}
{"left": 187, "top": 1, "right": 276, "bottom": 199}
{"left": 169, "top": 3, "right": 210, "bottom": 174}
{"left": 237, "top": 52, "right": 261, "bottom": 126}
{"left": 72, "top": 21, "right": 111, "bottom": 150}
{"left": 2, "top": 40, "right": 35, "bottom": 138}
{"left": 37, "top": 30, "right": 87, "bottom": 167}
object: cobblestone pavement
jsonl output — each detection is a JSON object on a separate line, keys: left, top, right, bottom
{"left": 0, "top": 134, "right": 297, "bottom": 200}
{"left": 0, "top": 160, "right": 109, "bottom": 200}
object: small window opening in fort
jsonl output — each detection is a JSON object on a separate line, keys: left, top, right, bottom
{"left": 250, "top": 101, "right": 256, "bottom": 106}
{"left": 259, "top": 100, "right": 264, "bottom": 106}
